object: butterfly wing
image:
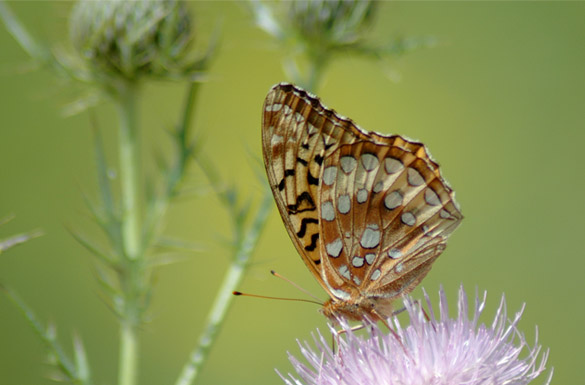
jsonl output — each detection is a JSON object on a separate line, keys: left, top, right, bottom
{"left": 262, "top": 83, "right": 369, "bottom": 280}
{"left": 262, "top": 83, "right": 462, "bottom": 310}
{"left": 318, "top": 139, "right": 462, "bottom": 310}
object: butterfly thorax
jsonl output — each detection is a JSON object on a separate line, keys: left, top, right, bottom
{"left": 320, "top": 295, "right": 394, "bottom": 322}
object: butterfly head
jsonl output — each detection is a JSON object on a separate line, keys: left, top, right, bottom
{"left": 320, "top": 295, "right": 394, "bottom": 323}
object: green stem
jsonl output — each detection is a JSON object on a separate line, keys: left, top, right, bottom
{"left": 143, "top": 82, "right": 200, "bottom": 250}
{"left": 115, "top": 81, "right": 141, "bottom": 385}
{"left": 119, "top": 321, "right": 138, "bottom": 385}
{"left": 175, "top": 190, "right": 273, "bottom": 385}
{"left": 180, "top": 82, "right": 199, "bottom": 143}
{"left": 175, "top": 263, "right": 242, "bottom": 385}
{"left": 303, "top": 51, "right": 327, "bottom": 92}
{"left": 117, "top": 82, "right": 141, "bottom": 261}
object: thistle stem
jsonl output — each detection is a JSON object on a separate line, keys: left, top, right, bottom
{"left": 175, "top": 190, "right": 273, "bottom": 385}
{"left": 175, "top": 262, "right": 243, "bottom": 385}
{"left": 115, "top": 81, "right": 141, "bottom": 385}
{"left": 305, "top": 54, "right": 326, "bottom": 92}
{"left": 117, "top": 82, "right": 141, "bottom": 261}
{"left": 119, "top": 321, "right": 138, "bottom": 385}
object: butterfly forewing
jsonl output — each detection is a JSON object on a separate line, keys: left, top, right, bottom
{"left": 262, "top": 84, "right": 366, "bottom": 276}
{"left": 262, "top": 83, "right": 463, "bottom": 320}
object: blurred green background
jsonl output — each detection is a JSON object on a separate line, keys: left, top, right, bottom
{"left": 1, "top": 2, "right": 583, "bottom": 384}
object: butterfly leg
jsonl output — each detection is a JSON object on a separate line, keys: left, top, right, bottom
{"left": 394, "top": 299, "right": 431, "bottom": 321}
{"left": 391, "top": 306, "right": 407, "bottom": 316}
{"left": 331, "top": 323, "right": 365, "bottom": 350}
{"left": 395, "top": 299, "right": 437, "bottom": 335}
{"left": 335, "top": 323, "right": 366, "bottom": 335}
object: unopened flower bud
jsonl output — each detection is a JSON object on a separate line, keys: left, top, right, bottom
{"left": 69, "top": 0, "right": 195, "bottom": 82}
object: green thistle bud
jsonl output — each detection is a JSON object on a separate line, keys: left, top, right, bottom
{"left": 289, "top": 0, "right": 376, "bottom": 50}
{"left": 69, "top": 0, "right": 197, "bottom": 82}
{"left": 251, "top": 0, "right": 377, "bottom": 89}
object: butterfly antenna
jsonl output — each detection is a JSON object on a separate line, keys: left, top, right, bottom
{"left": 270, "top": 270, "right": 322, "bottom": 303}
{"left": 232, "top": 291, "right": 321, "bottom": 306}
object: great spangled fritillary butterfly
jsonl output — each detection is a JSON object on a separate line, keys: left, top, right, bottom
{"left": 262, "top": 83, "right": 462, "bottom": 322}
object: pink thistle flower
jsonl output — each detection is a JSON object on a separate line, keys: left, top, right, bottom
{"left": 279, "top": 286, "right": 552, "bottom": 385}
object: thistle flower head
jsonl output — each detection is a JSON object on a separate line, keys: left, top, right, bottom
{"left": 252, "top": 0, "right": 376, "bottom": 54}
{"left": 288, "top": 0, "right": 376, "bottom": 50}
{"left": 280, "top": 286, "right": 552, "bottom": 385}
{"left": 69, "top": 0, "right": 200, "bottom": 82}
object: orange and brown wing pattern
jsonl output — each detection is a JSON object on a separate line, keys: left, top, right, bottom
{"left": 317, "top": 140, "right": 462, "bottom": 304}
{"left": 262, "top": 83, "right": 369, "bottom": 278}
{"left": 262, "top": 82, "right": 462, "bottom": 314}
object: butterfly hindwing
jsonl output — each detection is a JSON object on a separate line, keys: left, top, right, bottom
{"left": 318, "top": 139, "right": 462, "bottom": 301}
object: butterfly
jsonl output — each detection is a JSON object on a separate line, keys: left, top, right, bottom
{"left": 262, "top": 83, "right": 462, "bottom": 322}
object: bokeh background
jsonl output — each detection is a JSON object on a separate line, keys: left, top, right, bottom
{"left": 1, "top": 2, "right": 584, "bottom": 384}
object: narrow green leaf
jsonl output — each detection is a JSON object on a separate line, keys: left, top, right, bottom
{"left": 0, "top": 285, "right": 79, "bottom": 382}
{"left": 93, "top": 264, "right": 120, "bottom": 296}
{"left": 67, "top": 228, "right": 118, "bottom": 267}
{"left": 155, "top": 236, "right": 205, "bottom": 253}
{"left": 236, "top": 197, "right": 253, "bottom": 227}
{"left": 0, "top": 2, "right": 51, "bottom": 63}
{"left": 147, "top": 253, "right": 190, "bottom": 269}
{"left": 0, "top": 230, "right": 43, "bottom": 254}
{"left": 73, "top": 333, "right": 92, "bottom": 384}
{"left": 80, "top": 188, "right": 108, "bottom": 226}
